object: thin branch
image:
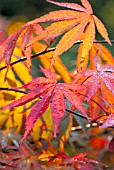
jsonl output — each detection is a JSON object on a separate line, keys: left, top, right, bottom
{"left": 0, "top": 87, "right": 108, "bottom": 122}
{"left": 0, "top": 40, "right": 114, "bottom": 71}
{"left": 66, "top": 108, "right": 89, "bottom": 120}
{"left": 77, "top": 92, "right": 109, "bottom": 115}
{"left": 0, "top": 48, "right": 55, "bottom": 71}
{"left": 0, "top": 88, "right": 27, "bottom": 94}
{"left": 0, "top": 87, "right": 89, "bottom": 120}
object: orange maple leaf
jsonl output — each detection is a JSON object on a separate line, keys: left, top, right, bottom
{"left": 27, "top": 0, "right": 111, "bottom": 67}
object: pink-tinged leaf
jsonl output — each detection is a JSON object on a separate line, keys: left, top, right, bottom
{"left": 81, "top": 0, "right": 93, "bottom": 14}
{"left": 82, "top": 63, "right": 114, "bottom": 99}
{"left": 19, "top": 77, "right": 53, "bottom": 90}
{"left": 32, "top": 23, "right": 50, "bottom": 46}
{"left": 2, "top": 29, "right": 23, "bottom": 64}
{"left": 94, "top": 52, "right": 101, "bottom": 70}
{"left": 93, "top": 15, "right": 111, "bottom": 45}
{"left": 89, "top": 90, "right": 101, "bottom": 120}
{"left": 31, "top": 19, "right": 80, "bottom": 44}
{"left": 83, "top": 158, "right": 107, "bottom": 167}
{"left": 86, "top": 75, "right": 99, "bottom": 101}
{"left": 51, "top": 89, "right": 66, "bottom": 137}
{"left": 72, "top": 152, "right": 87, "bottom": 160}
{"left": 101, "top": 71, "right": 114, "bottom": 80}
{"left": 19, "top": 144, "right": 29, "bottom": 156}
{"left": 62, "top": 152, "right": 87, "bottom": 164}
{"left": 28, "top": 10, "right": 86, "bottom": 24}
{"left": 65, "top": 83, "right": 85, "bottom": 92}
{"left": 2, "top": 83, "right": 53, "bottom": 110}
{"left": 81, "top": 69, "right": 95, "bottom": 77}
{"left": 100, "top": 114, "right": 114, "bottom": 128}
{"left": 32, "top": 23, "right": 44, "bottom": 35}
{"left": 47, "top": 0, "right": 87, "bottom": 12}
{"left": 62, "top": 152, "right": 106, "bottom": 167}
{"left": 20, "top": 91, "right": 52, "bottom": 142}
{"left": 39, "top": 65, "right": 56, "bottom": 80}
{"left": 51, "top": 17, "right": 89, "bottom": 66}
{"left": 0, "top": 39, "right": 8, "bottom": 62}
{"left": 1, "top": 31, "right": 22, "bottom": 77}
{"left": 109, "top": 137, "right": 114, "bottom": 152}
{"left": 101, "top": 76, "right": 114, "bottom": 94}
{"left": 101, "top": 64, "right": 114, "bottom": 73}
{"left": 21, "top": 26, "right": 33, "bottom": 67}
{"left": 62, "top": 85, "right": 88, "bottom": 118}
{"left": 21, "top": 26, "right": 31, "bottom": 53}
{"left": 0, "top": 27, "right": 24, "bottom": 79}
{"left": 0, "top": 31, "right": 6, "bottom": 45}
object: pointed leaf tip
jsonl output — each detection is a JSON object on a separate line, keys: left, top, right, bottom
{"left": 39, "top": 65, "right": 55, "bottom": 80}
{"left": 93, "top": 15, "right": 111, "bottom": 45}
{"left": 47, "top": 0, "right": 87, "bottom": 12}
{"left": 81, "top": 0, "right": 93, "bottom": 14}
{"left": 20, "top": 91, "right": 52, "bottom": 142}
{"left": 51, "top": 90, "right": 66, "bottom": 137}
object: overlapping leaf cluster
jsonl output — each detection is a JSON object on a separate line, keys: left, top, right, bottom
{"left": 0, "top": 0, "right": 114, "bottom": 169}
{"left": 2, "top": 66, "right": 86, "bottom": 142}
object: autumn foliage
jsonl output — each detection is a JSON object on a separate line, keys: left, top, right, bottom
{"left": 0, "top": 0, "right": 114, "bottom": 169}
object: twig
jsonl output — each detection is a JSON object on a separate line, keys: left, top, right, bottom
{"left": 0, "top": 87, "right": 89, "bottom": 120}
{"left": 0, "top": 87, "right": 107, "bottom": 122}
{"left": 66, "top": 108, "right": 89, "bottom": 120}
{"left": 0, "top": 40, "right": 114, "bottom": 71}
{"left": 0, "top": 48, "right": 55, "bottom": 71}
{"left": 77, "top": 92, "right": 109, "bottom": 115}
{"left": 0, "top": 88, "right": 27, "bottom": 94}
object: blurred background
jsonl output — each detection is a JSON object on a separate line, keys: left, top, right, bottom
{"left": 0, "top": 0, "right": 114, "bottom": 39}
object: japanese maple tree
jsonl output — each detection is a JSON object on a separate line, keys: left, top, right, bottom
{"left": 0, "top": 0, "right": 114, "bottom": 169}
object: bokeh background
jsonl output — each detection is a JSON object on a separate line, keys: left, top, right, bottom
{"left": 0, "top": 0, "right": 114, "bottom": 41}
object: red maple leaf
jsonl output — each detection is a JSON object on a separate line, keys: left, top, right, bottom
{"left": 81, "top": 55, "right": 114, "bottom": 101}
{"left": 2, "top": 66, "right": 87, "bottom": 142}
{"left": 0, "top": 22, "right": 46, "bottom": 77}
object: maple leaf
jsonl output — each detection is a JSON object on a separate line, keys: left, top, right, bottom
{"left": 48, "top": 152, "right": 106, "bottom": 168}
{"left": 81, "top": 55, "right": 114, "bottom": 101}
{"left": 27, "top": 0, "right": 111, "bottom": 67}
{"left": 0, "top": 22, "right": 45, "bottom": 76}
{"left": 6, "top": 144, "right": 44, "bottom": 170}
{"left": 0, "top": 29, "right": 24, "bottom": 79}
{"left": 2, "top": 66, "right": 87, "bottom": 142}
{"left": 100, "top": 114, "right": 114, "bottom": 128}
